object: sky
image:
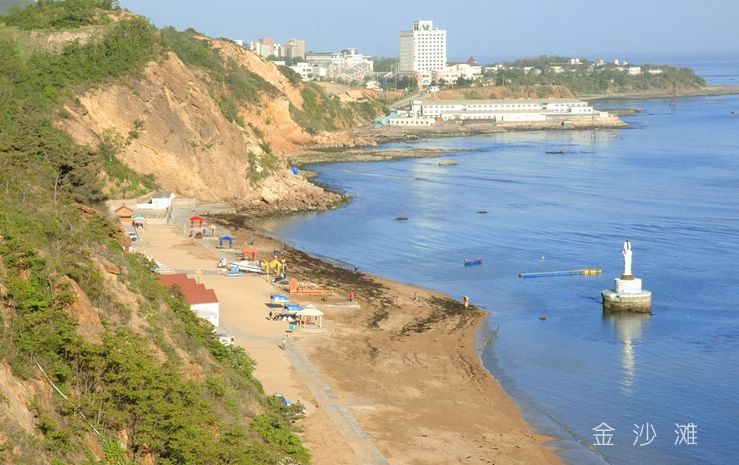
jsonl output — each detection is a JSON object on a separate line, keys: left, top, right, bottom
{"left": 119, "top": 0, "right": 739, "bottom": 63}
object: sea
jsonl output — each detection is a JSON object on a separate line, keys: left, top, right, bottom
{"left": 260, "top": 58, "right": 739, "bottom": 465}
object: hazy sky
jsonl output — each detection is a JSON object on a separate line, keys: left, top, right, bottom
{"left": 119, "top": 0, "right": 739, "bottom": 62}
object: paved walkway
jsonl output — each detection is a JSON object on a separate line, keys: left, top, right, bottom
{"left": 285, "top": 340, "right": 390, "bottom": 465}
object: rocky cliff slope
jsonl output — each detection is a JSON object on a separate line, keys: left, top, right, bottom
{"left": 56, "top": 25, "right": 381, "bottom": 211}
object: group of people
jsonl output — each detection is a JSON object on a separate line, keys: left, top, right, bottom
{"left": 268, "top": 310, "right": 298, "bottom": 322}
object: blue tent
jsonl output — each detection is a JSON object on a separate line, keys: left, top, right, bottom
{"left": 271, "top": 294, "right": 290, "bottom": 303}
{"left": 219, "top": 235, "right": 233, "bottom": 248}
{"left": 284, "top": 304, "right": 304, "bottom": 312}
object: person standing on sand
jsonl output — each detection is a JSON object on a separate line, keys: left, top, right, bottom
{"left": 463, "top": 296, "right": 470, "bottom": 308}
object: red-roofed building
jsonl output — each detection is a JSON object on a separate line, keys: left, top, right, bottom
{"left": 157, "top": 273, "right": 220, "bottom": 326}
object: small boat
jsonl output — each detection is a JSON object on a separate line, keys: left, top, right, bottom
{"left": 438, "top": 159, "right": 458, "bottom": 166}
{"left": 477, "top": 210, "right": 488, "bottom": 214}
{"left": 230, "top": 261, "right": 264, "bottom": 274}
{"left": 464, "top": 258, "right": 483, "bottom": 266}
{"left": 395, "top": 216, "right": 408, "bottom": 221}
{"left": 545, "top": 149, "right": 568, "bottom": 155}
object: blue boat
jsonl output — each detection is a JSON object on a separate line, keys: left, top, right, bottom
{"left": 464, "top": 258, "right": 483, "bottom": 266}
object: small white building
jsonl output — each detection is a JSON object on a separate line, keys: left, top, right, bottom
{"left": 303, "top": 48, "right": 374, "bottom": 81}
{"left": 136, "top": 192, "right": 175, "bottom": 211}
{"left": 628, "top": 66, "right": 643, "bottom": 76}
{"left": 387, "top": 115, "right": 435, "bottom": 126}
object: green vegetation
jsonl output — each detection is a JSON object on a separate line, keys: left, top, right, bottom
{"left": 279, "top": 64, "right": 302, "bottom": 85}
{"left": 0, "top": 2, "right": 310, "bottom": 464}
{"left": 289, "top": 83, "right": 353, "bottom": 134}
{"left": 246, "top": 143, "right": 281, "bottom": 185}
{"left": 99, "top": 128, "right": 158, "bottom": 198}
{"left": 161, "top": 27, "right": 280, "bottom": 126}
{"left": 372, "top": 56, "right": 398, "bottom": 73}
{"left": 0, "top": 0, "right": 117, "bottom": 30}
{"left": 485, "top": 55, "right": 706, "bottom": 94}
{"left": 226, "top": 58, "right": 279, "bottom": 104}
{"left": 160, "top": 26, "right": 223, "bottom": 77}
{"left": 218, "top": 95, "right": 245, "bottom": 126}
{"left": 348, "top": 101, "right": 379, "bottom": 120}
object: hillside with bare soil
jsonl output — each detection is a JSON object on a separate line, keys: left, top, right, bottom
{"left": 52, "top": 24, "right": 382, "bottom": 211}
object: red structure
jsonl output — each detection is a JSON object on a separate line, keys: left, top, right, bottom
{"left": 289, "top": 278, "right": 332, "bottom": 296}
{"left": 156, "top": 274, "right": 218, "bottom": 305}
{"left": 189, "top": 215, "right": 204, "bottom": 227}
{"left": 242, "top": 247, "right": 258, "bottom": 261}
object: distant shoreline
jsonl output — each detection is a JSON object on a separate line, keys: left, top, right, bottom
{"left": 581, "top": 85, "right": 739, "bottom": 101}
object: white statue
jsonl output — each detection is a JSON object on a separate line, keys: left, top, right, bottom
{"left": 622, "top": 240, "right": 633, "bottom": 277}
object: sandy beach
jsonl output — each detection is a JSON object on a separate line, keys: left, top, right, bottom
{"left": 134, "top": 221, "right": 563, "bottom": 465}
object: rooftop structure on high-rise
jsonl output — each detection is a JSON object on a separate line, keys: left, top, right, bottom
{"left": 399, "top": 20, "right": 447, "bottom": 73}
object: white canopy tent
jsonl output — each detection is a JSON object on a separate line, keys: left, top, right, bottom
{"left": 298, "top": 304, "right": 324, "bottom": 328}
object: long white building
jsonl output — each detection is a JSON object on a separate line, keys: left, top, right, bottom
{"left": 412, "top": 99, "right": 600, "bottom": 122}
{"left": 399, "top": 20, "right": 447, "bottom": 73}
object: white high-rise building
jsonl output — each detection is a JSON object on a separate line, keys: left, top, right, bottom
{"left": 399, "top": 20, "right": 447, "bottom": 73}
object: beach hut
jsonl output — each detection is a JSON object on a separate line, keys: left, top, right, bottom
{"left": 190, "top": 227, "right": 206, "bottom": 239}
{"left": 115, "top": 205, "right": 133, "bottom": 219}
{"left": 298, "top": 304, "right": 324, "bottom": 328}
{"left": 157, "top": 274, "right": 220, "bottom": 326}
{"left": 190, "top": 215, "right": 205, "bottom": 227}
{"left": 219, "top": 235, "right": 233, "bottom": 249}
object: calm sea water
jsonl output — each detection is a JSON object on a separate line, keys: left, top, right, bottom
{"left": 262, "top": 63, "right": 739, "bottom": 465}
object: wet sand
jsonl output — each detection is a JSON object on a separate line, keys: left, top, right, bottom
{"left": 135, "top": 221, "right": 563, "bottom": 465}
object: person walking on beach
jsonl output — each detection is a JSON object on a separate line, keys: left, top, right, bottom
{"left": 463, "top": 296, "right": 470, "bottom": 308}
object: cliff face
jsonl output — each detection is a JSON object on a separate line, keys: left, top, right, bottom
{"left": 58, "top": 41, "right": 365, "bottom": 210}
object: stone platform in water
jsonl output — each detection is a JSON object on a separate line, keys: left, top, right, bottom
{"left": 602, "top": 277, "right": 652, "bottom": 313}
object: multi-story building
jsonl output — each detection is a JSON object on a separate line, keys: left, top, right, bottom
{"left": 300, "top": 48, "right": 373, "bottom": 81}
{"left": 250, "top": 37, "right": 275, "bottom": 57}
{"left": 248, "top": 37, "right": 305, "bottom": 60}
{"left": 284, "top": 39, "right": 305, "bottom": 60}
{"left": 399, "top": 20, "right": 447, "bottom": 73}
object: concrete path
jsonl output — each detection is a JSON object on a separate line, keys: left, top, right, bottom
{"left": 285, "top": 340, "right": 390, "bottom": 465}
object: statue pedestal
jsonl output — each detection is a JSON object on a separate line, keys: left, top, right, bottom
{"left": 602, "top": 277, "right": 652, "bottom": 314}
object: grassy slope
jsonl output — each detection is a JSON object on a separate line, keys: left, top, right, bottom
{"left": 0, "top": 3, "right": 310, "bottom": 464}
